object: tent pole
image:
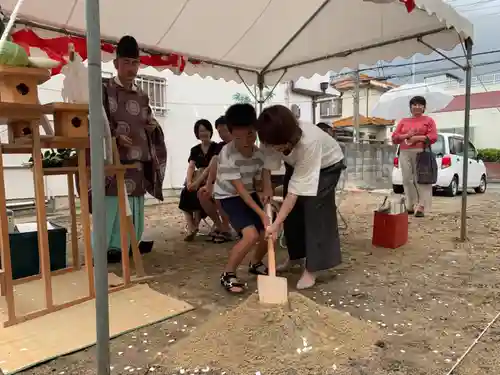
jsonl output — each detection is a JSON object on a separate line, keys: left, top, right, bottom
{"left": 85, "top": 0, "right": 110, "bottom": 373}
{"left": 257, "top": 74, "right": 264, "bottom": 114}
{"left": 460, "top": 37, "right": 473, "bottom": 242}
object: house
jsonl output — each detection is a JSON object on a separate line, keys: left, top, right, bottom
{"left": 333, "top": 115, "right": 394, "bottom": 142}
{"left": 424, "top": 73, "right": 500, "bottom": 149}
{"left": 320, "top": 74, "right": 396, "bottom": 142}
{"left": 1, "top": 64, "right": 333, "bottom": 202}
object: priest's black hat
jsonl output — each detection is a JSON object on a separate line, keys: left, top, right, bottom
{"left": 116, "top": 35, "right": 139, "bottom": 59}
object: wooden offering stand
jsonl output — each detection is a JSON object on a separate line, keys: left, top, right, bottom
{"left": 0, "top": 66, "right": 146, "bottom": 328}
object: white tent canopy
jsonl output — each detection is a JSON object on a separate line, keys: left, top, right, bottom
{"left": 2, "top": 0, "right": 473, "bottom": 85}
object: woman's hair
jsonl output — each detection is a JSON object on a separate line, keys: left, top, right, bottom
{"left": 256, "top": 105, "right": 302, "bottom": 145}
{"left": 225, "top": 103, "right": 257, "bottom": 132}
{"left": 193, "top": 119, "right": 213, "bottom": 139}
{"left": 409, "top": 96, "right": 426, "bottom": 107}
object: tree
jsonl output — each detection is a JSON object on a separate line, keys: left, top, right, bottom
{"left": 232, "top": 86, "right": 275, "bottom": 104}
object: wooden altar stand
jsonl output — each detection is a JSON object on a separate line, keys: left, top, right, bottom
{"left": 0, "top": 65, "right": 145, "bottom": 327}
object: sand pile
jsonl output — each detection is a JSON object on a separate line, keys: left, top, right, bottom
{"left": 162, "top": 292, "right": 382, "bottom": 375}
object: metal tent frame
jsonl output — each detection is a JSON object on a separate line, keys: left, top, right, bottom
{"left": 2, "top": 0, "right": 473, "bottom": 373}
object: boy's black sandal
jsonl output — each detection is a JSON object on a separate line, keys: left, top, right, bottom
{"left": 220, "top": 272, "right": 246, "bottom": 294}
{"left": 248, "top": 261, "right": 268, "bottom": 275}
{"left": 212, "top": 231, "right": 232, "bottom": 244}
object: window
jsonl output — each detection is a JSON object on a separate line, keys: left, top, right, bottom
{"left": 431, "top": 135, "right": 446, "bottom": 155}
{"left": 449, "top": 137, "right": 464, "bottom": 155}
{"left": 440, "top": 127, "right": 475, "bottom": 143}
{"left": 319, "top": 98, "right": 342, "bottom": 117}
{"left": 134, "top": 75, "right": 168, "bottom": 117}
{"left": 468, "top": 141, "right": 477, "bottom": 159}
{"left": 100, "top": 73, "right": 167, "bottom": 117}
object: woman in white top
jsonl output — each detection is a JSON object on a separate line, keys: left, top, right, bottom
{"left": 257, "top": 105, "right": 346, "bottom": 289}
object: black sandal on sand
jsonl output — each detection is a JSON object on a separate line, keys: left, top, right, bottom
{"left": 248, "top": 261, "right": 268, "bottom": 275}
{"left": 220, "top": 272, "right": 246, "bottom": 294}
{"left": 213, "top": 231, "right": 233, "bottom": 244}
{"left": 184, "top": 229, "right": 198, "bottom": 242}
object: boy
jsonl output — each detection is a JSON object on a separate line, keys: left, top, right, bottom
{"left": 198, "top": 116, "right": 233, "bottom": 241}
{"left": 214, "top": 104, "right": 273, "bottom": 294}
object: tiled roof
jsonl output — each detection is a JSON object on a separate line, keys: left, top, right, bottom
{"left": 331, "top": 74, "right": 398, "bottom": 90}
{"left": 437, "top": 90, "right": 500, "bottom": 112}
{"left": 333, "top": 115, "right": 394, "bottom": 127}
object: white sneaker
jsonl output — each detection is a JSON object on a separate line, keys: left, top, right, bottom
{"left": 276, "top": 258, "right": 305, "bottom": 272}
{"left": 296, "top": 270, "right": 316, "bottom": 290}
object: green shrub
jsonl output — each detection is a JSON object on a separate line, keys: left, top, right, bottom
{"left": 477, "top": 149, "right": 500, "bottom": 162}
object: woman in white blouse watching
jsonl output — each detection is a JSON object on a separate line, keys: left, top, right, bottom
{"left": 257, "top": 105, "right": 345, "bottom": 289}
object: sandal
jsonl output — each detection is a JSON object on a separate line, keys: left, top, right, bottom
{"left": 220, "top": 272, "right": 246, "bottom": 294}
{"left": 213, "top": 231, "right": 233, "bottom": 244}
{"left": 248, "top": 261, "right": 268, "bottom": 275}
{"left": 184, "top": 229, "right": 198, "bottom": 242}
{"left": 414, "top": 210, "right": 425, "bottom": 218}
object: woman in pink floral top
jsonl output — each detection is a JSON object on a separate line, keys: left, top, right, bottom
{"left": 391, "top": 96, "right": 438, "bottom": 217}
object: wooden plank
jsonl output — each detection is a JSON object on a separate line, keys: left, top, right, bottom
{"left": 67, "top": 173, "right": 80, "bottom": 270}
{"left": 2, "top": 295, "right": 95, "bottom": 328}
{"left": 31, "top": 123, "right": 54, "bottom": 309}
{"left": 1, "top": 137, "right": 89, "bottom": 154}
{"left": 77, "top": 150, "right": 95, "bottom": 298}
{"left": 46, "top": 102, "right": 89, "bottom": 113}
{"left": 42, "top": 164, "right": 139, "bottom": 176}
{"left": 0, "top": 146, "right": 15, "bottom": 321}
{"left": 0, "top": 102, "right": 50, "bottom": 123}
{"left": 128, "top": 216, "right": 145, "bottom": 277}
{"left": 0, "top": 65, "right": 51, "bottom": 83}
{"left": 12, "top": 267, "right": 75, "bottom": 285}
{"left": 116, "top": 171, "right": 131, "bottom": 285}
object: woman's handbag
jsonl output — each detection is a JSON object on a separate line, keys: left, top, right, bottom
{"left": 416, "top": 140, "right": 438, "bottom": 185}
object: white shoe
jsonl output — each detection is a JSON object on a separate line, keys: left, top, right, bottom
{"left": 296, "top": 270, "right": 316, "bottom": 290}
{"left": 276, "top": 257, "right": 305, "bottom": 272}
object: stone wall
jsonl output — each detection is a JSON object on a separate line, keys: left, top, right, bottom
{"left": 340, "top": 142, "right": 397, "bottom": 190}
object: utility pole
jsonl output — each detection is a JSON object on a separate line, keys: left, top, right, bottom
{"left": 352, "top": 69, "right": 360, "bottom": 143}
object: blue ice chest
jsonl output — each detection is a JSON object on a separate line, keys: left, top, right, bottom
{"left": 1, "top": 221, "right": 68, "bottom": 280}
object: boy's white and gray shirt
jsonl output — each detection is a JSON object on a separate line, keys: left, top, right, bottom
{"left": 214, "top": 141, "right": 265, "bottom": 199}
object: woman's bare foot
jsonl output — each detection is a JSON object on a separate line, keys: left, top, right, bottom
{"left": 296, "top": 269, "right": 316, "bottom": 290}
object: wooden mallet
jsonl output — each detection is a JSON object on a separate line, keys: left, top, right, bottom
{"left": 257, "top": 204, "right": 288, "bottom": 304}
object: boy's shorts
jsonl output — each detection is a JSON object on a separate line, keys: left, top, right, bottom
{"left": 219, "top": 192, "right": 264, "bottom": 233}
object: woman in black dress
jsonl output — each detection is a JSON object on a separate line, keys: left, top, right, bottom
{"left": 179, "top": 119, "right": 220, "bottom": 241}
{"left": 257, "top": 106, "right": 346, "bottom": 289}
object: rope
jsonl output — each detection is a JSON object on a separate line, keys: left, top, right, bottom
{"left": 445, "top": 311, "right": 500, "bottom": 375}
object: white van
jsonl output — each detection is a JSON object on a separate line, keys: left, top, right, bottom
{"left": 392, "top": 133, "right": 487, "bottom": 196}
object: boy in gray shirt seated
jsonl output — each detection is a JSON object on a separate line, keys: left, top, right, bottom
{"left": 214, "top": 104, "right": 273, "bottom": 294}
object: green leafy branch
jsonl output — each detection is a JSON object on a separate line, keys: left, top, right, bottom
{"left": 232, "top": 86, "right": 275, "bottom": 104}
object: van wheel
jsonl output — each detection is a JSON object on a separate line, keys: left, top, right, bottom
{"left": 444, "top": 176, "right": 458, "bottom": 197}
{"left": 474, "top": 175, "right": 487, "bottom": 194}
{"left": 393, "top": 184, "right": 404, "bottom": 194}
